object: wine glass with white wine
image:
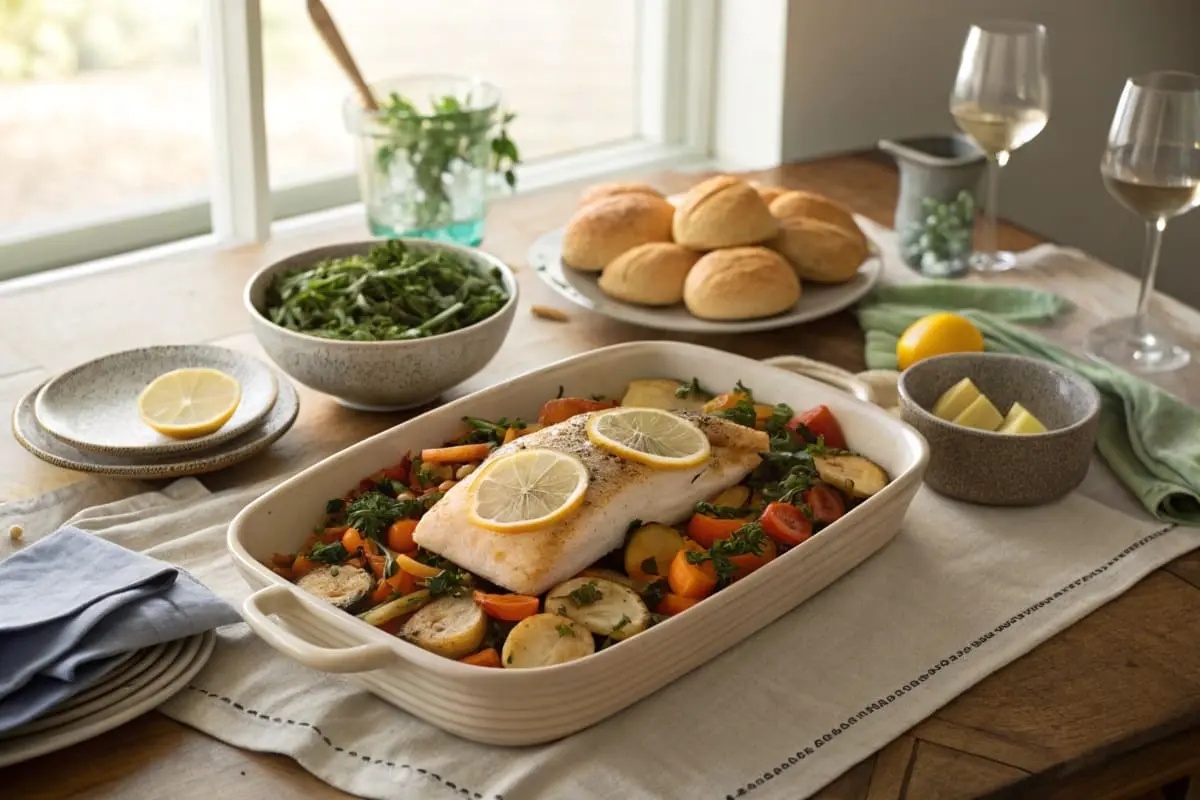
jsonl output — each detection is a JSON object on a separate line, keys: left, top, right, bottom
{"left": 1085, "top": 71, "right": 1200, "bottom": 373}
{"left": 950, "top": 20, "right": 1050, "bottom": 272}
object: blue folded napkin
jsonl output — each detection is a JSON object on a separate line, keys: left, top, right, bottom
{"left": 0, "top": 528, "right": 240, "bottom": 733}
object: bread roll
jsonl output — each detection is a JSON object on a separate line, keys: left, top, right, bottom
{"left": 769, "top": 190, "right": 867, "bottom": 248}
{"left": 753, "top": 184, "right": 789, "bottom": 205}
{"left": 598, "top": 243, "right": 700, "bottom": 306}
{"left": 683, "top": 247, "right": 800, "bottom": 321}
{"left": 770, "top": 217, "right": 868, "bottom": 284}
{"left": 579, "top": 181, "right": 665, "bottom": 208}
{"left": 561, "top": 194, "right": 675, "bottom": 271}
{"left": 672, "top": 176, "right": 778, "bottom": 249}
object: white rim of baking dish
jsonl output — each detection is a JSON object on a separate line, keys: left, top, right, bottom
{"left": 229, "top": 341, "right": 929, "bottom": 677}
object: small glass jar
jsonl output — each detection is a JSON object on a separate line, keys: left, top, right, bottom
{"left": 344, "top": 75, "right": 503, "bottom": 246}
{"left": 899, "top": 191, "right": 976, "bottom": 278}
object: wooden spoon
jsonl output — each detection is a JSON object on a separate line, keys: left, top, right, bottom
{"left": 305, "top": 0, "right": 378, "bottom": 110}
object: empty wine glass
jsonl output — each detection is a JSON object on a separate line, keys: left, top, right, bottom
{"left": 1085, "top": 71, "right": 1200, "bottom": 372}
{"left": 950, "top": 20, "right": 1050, "bottom": 272}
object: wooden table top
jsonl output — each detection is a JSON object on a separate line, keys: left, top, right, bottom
{"left": 2, "top": 154, "right": 1199, "bottom": 800}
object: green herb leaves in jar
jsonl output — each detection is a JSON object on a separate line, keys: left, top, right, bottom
{"left": 374, "top": 92, "right": 521, "bottom": 232}
{"left": 264, "top": 240, "right": 508, "bottom": 341}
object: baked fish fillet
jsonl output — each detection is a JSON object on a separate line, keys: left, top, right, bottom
{"left": 413, "top": 412, "right": 769, "bottom": 595}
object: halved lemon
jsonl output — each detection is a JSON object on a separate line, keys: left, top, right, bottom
{"left": 468, "top": 448, "right": 589, "bottom": 533}
{"left": 137, "top": 368, "right": 242, "bottom": 439}
{"left": 585, "top": 407, "right": 710, "bottom": 469}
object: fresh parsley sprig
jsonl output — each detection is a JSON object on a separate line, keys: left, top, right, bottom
{"left": 686, "top": 522, "right": 768, "bottom": 585}
{"left": 714, "top": 398, "right": 757, "bottom": 428}
{"left": 373, "top": 92, "right": 521, "bottom": 230}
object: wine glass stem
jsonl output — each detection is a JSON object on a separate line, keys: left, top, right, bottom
{"left": 980, "top": 151, "right": 1008, "bottom": 256}
{"left": 1133, "top": 218, "right": 1167, "bottom": 339}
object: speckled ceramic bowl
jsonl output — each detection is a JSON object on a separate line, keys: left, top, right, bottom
{"left": 897, "top": 352, "right": 1101, "bottom": 505}
{"left": 245, "top": 239, "right": 518, "bottom": 411}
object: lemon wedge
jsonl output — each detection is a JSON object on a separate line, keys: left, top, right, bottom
{"left": 585, "top": 407, "right": 711, "bottom": 469}
{"left": 468, "top": 449, "right": 589, "bottom": 533}
{"left": 138, "top": 368, "right": 242, "bottom": 439}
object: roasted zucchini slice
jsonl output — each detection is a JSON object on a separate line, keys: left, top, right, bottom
{"left": 296, "top": 564, "right": 373, "bottom": 610}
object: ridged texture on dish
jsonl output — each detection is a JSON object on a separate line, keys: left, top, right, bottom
{"left": 233, "top": 479, "right": 916, "bottom": 745}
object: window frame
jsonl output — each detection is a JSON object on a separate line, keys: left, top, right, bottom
{"left": 0, "top": 0, "right": 715, "bottom": 282}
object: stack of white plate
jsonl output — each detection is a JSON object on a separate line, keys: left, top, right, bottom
{"left": 12, "top": 345, "right": 299, "bottom": 479}
{"left": 0, "top": 631, "right": 215, "bottom": 767}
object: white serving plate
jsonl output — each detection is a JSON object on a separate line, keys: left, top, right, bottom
{"left": 528, "top": 227, "right": 882, "bottom": 333}
{"left": 229, "top": 342, "right": 928, "bottom": 746}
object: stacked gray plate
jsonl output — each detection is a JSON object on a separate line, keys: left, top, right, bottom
{"left": 0, "top": 632, "right": 215, "bottom": 767}
{"left": 13, "top": 345, "right": 299, "bottom": 479}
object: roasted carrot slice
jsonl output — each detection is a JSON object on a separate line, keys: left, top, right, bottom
{"left": 386, "top": 519, "right": 418, "bottom": 552}
{"left": 460, "top": 648, "right": 502, "bottom": 668}
{"left": 473, "top": 591, "right": 540, "bottom": 621}
{"left": 420, "top": 443, "right": 492, "bottom": 463}
{"left": 667, "top": 546, "right": 717, "bottom": 599}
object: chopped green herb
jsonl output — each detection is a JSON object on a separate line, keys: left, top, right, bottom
{"left": 330, "top": 566, "right": 340, "bottom": 577}
{"left": 507, "top": 653, "right": 514, "bottom": 664}
{"left": 640, "top": 556, "right": 659, "bottom": 576}
{"left": 714, "top": 398, "right": 757, "bottom": 428}
{"left": 568, "top": 580, "right": 603, "bottom": 606}
{"left": 675, "top": 377, "right": 710, "bottom": 399}
{"left": 647, "top": 612, "right": 672, "bottom": 627}
{"left": 734, "top": 380, "right": 754, "bottom": 399}
{"left": 424, "top": 568, "right": 472, "bottom": 597}
{"left": 265, "top": 240, "right": 509, "bottom": 342}
{"left": 640, "top": 578, "right": 668, "bottom": 611}
{"left": 345, "top": 490, "right": 441, "bottom": 538}
{"left": 624, "top": 519, "right": 644, "bottom": 538}
{"left": 325, "top": 498, "right": 345, "bottom": 515}
{"left": 556, "top": 385, "right": 565, "bottom": 399}
{"left": 687, "top": 522, "right": 768, "bottom": 585}
{"left": 601, "top": 614, "right": 635, "bottom": 649}
{"left": 694, "top": 502, "right": 748, "bottom": 519}
{"left": 373, "top": 91, "right": 521, "bottom": 230}
{"left": 460, "top": 416, "right": 526, "bottom": 446}
{"left": 308, "top": 541, "right": 349, "bottom": 564}
{"left": 555, "top": 623, "right": 577, "bottom": 638}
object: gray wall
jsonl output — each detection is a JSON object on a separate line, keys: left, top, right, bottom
{"left": 779, "top": 0, "right": 1200, "bottom": 307}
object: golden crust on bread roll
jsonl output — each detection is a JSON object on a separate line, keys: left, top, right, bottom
{"left": 683, "top": 247, "right": 800, "bottom": 320}
{"left": 579, "top": 181, "right": 665, "bottom": 208}
{"left": 769, "top": 190, "right": 867, "bottom": 248}
{"left": 561, "top": 194, "right": 675, "bottom": 271}
{"left": 753, "top": 184, "right": 789, "bottom": 205}
{"left": 597, "top": 242, "right": 701, "bottom": 306}
{"left": 769, "top": 217, "right": 868, "bottom": 284}
{"left": 672, "top": 176, "right": 778, "bottom": 250}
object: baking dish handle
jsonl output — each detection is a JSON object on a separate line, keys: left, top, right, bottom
{"left": 242, "top": 584, "right": 394, "bottom": 673}
{"left": 762, "top": 355, "right": 875, "bottom": 404}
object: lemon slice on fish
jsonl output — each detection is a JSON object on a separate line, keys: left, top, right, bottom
{"left": 585, "top": 407, "right": 710, "bottom": 469}
{"left": 468, "top": 448, "right": 590, "bottom": 533}
{"left": 137, "top": 368, "right": 241, "bottom": 439}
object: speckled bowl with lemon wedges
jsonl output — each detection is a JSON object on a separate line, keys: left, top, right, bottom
{"left": 898, "top": 352, "right": 1100, "bottom": 505}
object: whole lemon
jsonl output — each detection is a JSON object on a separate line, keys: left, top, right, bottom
{"left": 896, "top": 312, "right": 984, "bottom": 370}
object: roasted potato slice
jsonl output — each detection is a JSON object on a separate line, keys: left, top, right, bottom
{"left": 501, "top": 613, "right": 595, "bottom": 668}
{"left": 296, "top": 565, "right": 373, "bottom": 610}
{"left": 545, "top": 577, "right": 649, "bottom": 640}
{"left": 401, "top": 595, "right": 487, "bottom": 659}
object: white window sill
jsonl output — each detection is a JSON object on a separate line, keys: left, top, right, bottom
{"left": 0, "top": 140, "right": 714, "bottom": 294}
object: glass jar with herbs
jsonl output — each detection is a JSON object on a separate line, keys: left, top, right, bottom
{"left": 344, "top": 75, "right": 520, "bottom": 246}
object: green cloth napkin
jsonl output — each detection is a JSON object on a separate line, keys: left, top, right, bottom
{"left": 857, "top": 281, "right": 1200, "bottom": 525}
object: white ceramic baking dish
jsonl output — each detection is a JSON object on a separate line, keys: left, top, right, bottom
{"left": 229, "top": 341, "right": 928, "bottom": 745}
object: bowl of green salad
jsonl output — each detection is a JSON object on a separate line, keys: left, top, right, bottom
{"left": 245, "top": 238, "right": 517, "bottom": 411}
